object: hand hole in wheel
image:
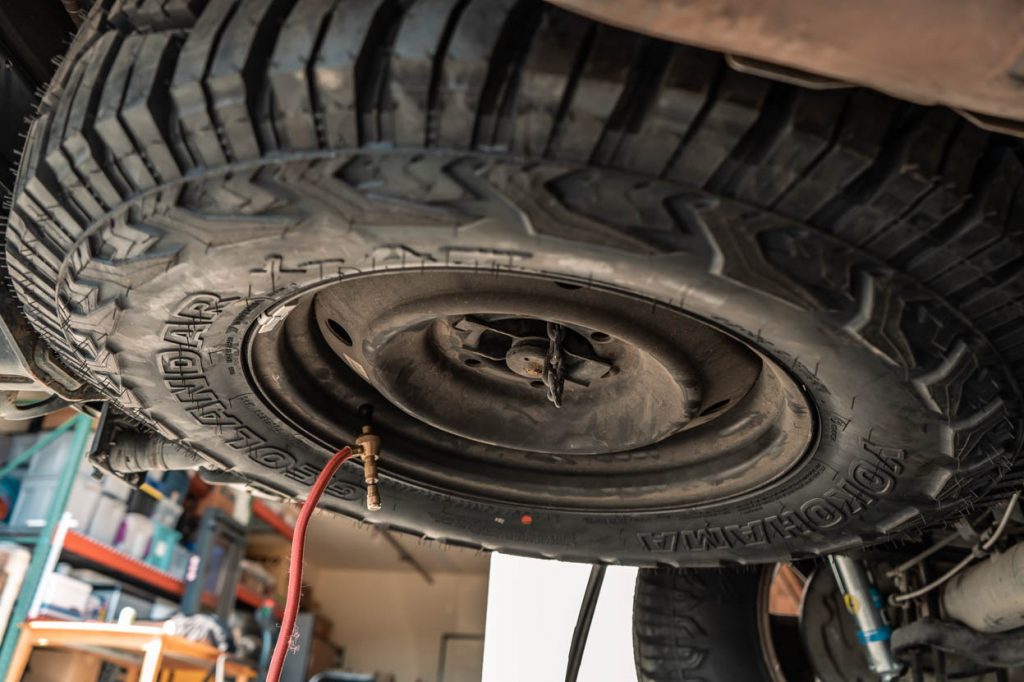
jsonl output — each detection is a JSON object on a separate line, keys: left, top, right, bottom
{"left": 464, "top": 358, "right": 482, "bottom": 367}
{"left": 530, "top": 380, "right": 544, "bottom": 388}
{"left": 590, "top": 331, "right": 610, "bottom": 342}
{"left": 700, "top": 398, "right": 730, "bottom": 416}
{"left": 554, "top": 282, "right": 581, "bottom": 290}
{"left": 327, "top": 319, "right": 352, "bottom": 346}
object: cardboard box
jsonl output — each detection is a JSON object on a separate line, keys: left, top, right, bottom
{"left": 38, "top": 408, "right": 80, "bottom": 432}
{"left": 309, "top": 610, "right": 333, "bottom": 638}
{"left": 307, "top": 637, "right": 342, "bottom": 678}
{"left": 244, "top": 549, "right": 290, "bottom": 601}
{"left": 238, "top": 558, "right": 275, "bottom": 596}
{"left": 23, "top": 649, "right": 102, "bottom": 682}
{"left": 194, "top": 486, "right": 235, "bottom": 517}
{"left": 0, "top": 544, "right": 30, "bottom": 635}
{"left": 313, "top": 613, "right": 333, "bottom": 641}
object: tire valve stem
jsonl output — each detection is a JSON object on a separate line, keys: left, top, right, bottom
{"left": 355, "top": 424, "right": 382, "bottom": 512}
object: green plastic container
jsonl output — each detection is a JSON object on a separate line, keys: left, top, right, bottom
{"left": 144, "top": 523, "right": 181, "bottom": 572}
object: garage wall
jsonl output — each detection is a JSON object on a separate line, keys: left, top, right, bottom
{"left": 481, "top": 555, "right": 637, "bottom": 682}
{"left": 307, "top": 566, "right": 489, "bottom": 682}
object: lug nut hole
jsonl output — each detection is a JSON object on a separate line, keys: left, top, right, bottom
{"left": 700, "top": 398, "right": 730, "bottom": 416}
{"left": 327, "top": 319, "right": 353, "bottom": 347}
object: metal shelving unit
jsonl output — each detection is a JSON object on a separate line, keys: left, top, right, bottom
{"left": 0, "top": 414, "right": 284, "bottom": 677}
{"left": 0, "top": 413, "right": 92, "bottom": 675}
{"left": 63, "top": 530, "right": 273, "bottom": 612}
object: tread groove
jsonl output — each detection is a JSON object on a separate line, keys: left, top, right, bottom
{"left": 306, "top": 1, "right": 340, "bottom": 150}
{"left": 542, "top": 21, "right": 596, "bottom": 158}
{"left": 424, "top": 0, "right": 472, "bottom": 147}
{"left": 172, "top": 0, "right": 241, "bottom": 167}
{"left": 705, "top": 83, "right": 796, "bottom": 194}
{"left": 657, "top": 55, "right": 725, "bottom": 179}
{"left": 471, "top": 0, "right": 545, "bottom": 151}
{"left": 591, "top": 37, "right": 672, "bottom": 167}
{"left": 354, "top": 0, "right": 409, "bottom": 145}
{"left": 808, "top": 105, "right": 927, "bottom": 232}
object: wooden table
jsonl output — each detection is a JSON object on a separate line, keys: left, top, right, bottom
{"left": 4, "top": 621, "right": 257, "bottom": 682}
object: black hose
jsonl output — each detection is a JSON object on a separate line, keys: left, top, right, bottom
{"left": 565, "top": 564, "right": 606, "bottom": 682}
{"left": 892, "top": 620, "right": 1024, "bottom": 668}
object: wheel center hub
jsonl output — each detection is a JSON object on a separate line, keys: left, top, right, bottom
{"left": 504, "top": 340, "right": 547, "bottom": 379}
{"left": 447, "top": 315, "right": 616, "bottom": 401}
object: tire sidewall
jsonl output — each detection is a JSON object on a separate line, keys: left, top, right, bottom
{"left": 95, "top": 153, "right": 999, "bottom": 564}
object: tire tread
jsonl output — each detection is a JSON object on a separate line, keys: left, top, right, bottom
{"left": 6, "top": 0, "right": 1024, "bottom": 560}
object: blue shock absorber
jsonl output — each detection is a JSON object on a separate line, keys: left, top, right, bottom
{"left": 829, "top": 555, "right": 903, "bottom": 680}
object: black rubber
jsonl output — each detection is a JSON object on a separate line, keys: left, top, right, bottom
{"left": 634, "top": 567, "right": 775, "bottom": 681}
{"left": 6, "top": 0, "right": 1024, "bottom": 564}
{"left": 566, "top": 564, "right": 606, "bottom": 682}
{"left": 634, "top": 566, "right": 1008, "bottom": 682}
{"left": 0, "top": 1, "right": 75, "bottom": 193}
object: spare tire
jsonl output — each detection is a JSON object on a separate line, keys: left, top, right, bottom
{"left": 6, "top": 0, "right": 1024, "bottom": 565}
{"left": 633, "top": 566, "right": 790, "bottom": 682}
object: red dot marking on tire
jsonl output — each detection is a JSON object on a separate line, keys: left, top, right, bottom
{"left": 520, "top": 514, "right": 533, "bottom": 526}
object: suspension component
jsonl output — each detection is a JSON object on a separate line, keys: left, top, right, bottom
{"left": 892, "top": 619, "right": 1024, "bottom": 669}
{"left": 942, "top": 540, "right": 1024, "bottom": 633}
{"left": 829, "top": 555, "right": 903, "bottom": 680}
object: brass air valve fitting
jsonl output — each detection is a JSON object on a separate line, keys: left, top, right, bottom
{"left": 354, "top": 425, "right": 382, "bottom": 512}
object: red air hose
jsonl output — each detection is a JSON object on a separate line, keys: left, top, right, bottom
{"left": 266, "top": 446, "right": 354, "bottom": 682}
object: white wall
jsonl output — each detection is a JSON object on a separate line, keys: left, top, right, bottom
{"left": 482, "top": 554, "right": 637, "bottom": 682}
{"left": 309, "top": 566, "right": 489, "bottom": 682}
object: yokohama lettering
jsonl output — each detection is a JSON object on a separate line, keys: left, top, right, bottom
{"left": 638, "top": 441, "right": 905, "bottom": 552}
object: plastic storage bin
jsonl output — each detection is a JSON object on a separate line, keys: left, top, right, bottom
{"left": 151, "top": 495, "right": 183, "bottom": 529}
{"left": 37, "top": 572, "right": 92, "bottom": 618}
{"left": 86, "top": 494, "right": 127, "bottom": 546}
{"left": 101, "top": 474, "right": 132, "bottom": 501}
{"left": 167, "top": 544, "right": 193, "bottom": 581}
{"left": 65, "top": 477, "right": 103, "bottom": 529}
{"left": 9, "top": 469, "right": 103, "bottom": 529}
{"left": 144, "top": 524, "right": 181, "bottom": 571}
{"left": 13, "top": 431, "right": 76, "bottom": 477}
{"left": 116, "top": 512, "right": 155, "bottom": 560}
{"left": 150, "top": 598, "right": 177, "bottom": 620}
{"left": 8, "top": 476, "right": 59, "bottom": 527}
{"left": 87, "top": 585, "right": 154, "bottom": 622}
